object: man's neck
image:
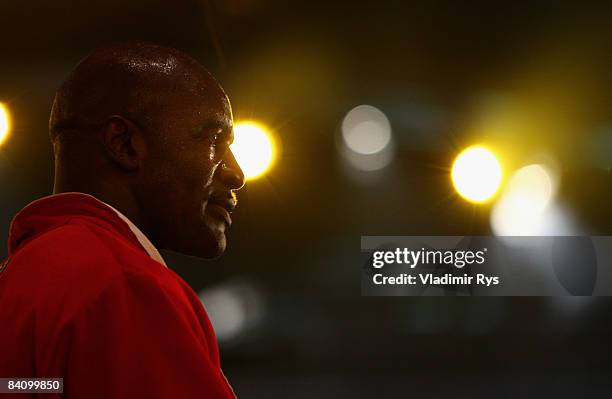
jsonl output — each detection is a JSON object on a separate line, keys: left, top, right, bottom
{"left": 53, "top": 181, "right": 147, "bottom": 239}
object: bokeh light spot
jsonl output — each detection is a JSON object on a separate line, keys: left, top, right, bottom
{"left": 491, "top": 164, "right": 559, "bottom": 236}
{"left": 231, "top": 121, "right": 275, "bottom": 180}
{"left": 451, "top": 146, "right": 502, "bottom": 203}
{"left": 0, "top": 103, "right": 10, "bottom": 146}
{"left": 341, "top": 105, "right": 392, "bottom": 155}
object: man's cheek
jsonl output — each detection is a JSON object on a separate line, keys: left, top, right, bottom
{"left": 203, "top": 160, "right": 222, "bottom": 187}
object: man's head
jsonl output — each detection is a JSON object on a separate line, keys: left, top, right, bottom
{"left": 49, "top": 42, "right": 245, "bottom": 258}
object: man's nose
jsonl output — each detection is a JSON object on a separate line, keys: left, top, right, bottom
{"left": 218, "top": 149, "right": 246, "bottom": 190}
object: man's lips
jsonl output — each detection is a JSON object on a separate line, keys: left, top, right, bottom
{"left": 207, "top": 203, "right": 233, "bottom": 226}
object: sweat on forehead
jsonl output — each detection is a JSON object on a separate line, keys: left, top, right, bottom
{"left": 49, "top": 42, "right": 225, "bottom": 140}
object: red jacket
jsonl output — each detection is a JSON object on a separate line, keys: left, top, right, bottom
{"left": 0, "top": 193, "right": 236, "bottom": 398}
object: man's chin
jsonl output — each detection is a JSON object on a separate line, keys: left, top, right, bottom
{"left": 194, "top": 228, "right": 227, "bottom": 259}
{"left": 203, "top": 236, "right": 226, "bottom": 259}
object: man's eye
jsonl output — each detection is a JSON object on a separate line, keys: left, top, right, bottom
{"left": 212, "top": 130, "right": 232, "bottom": 146}
{"left": 208, "top": 132, "right": 222, "bottom": 145}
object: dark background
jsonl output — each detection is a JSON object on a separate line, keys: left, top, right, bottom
{"left": 1, "top": 1, "right": 612, "bottom": 397}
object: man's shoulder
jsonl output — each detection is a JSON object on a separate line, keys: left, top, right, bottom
{"left": 2, "top": 218, "right": 179, "bottom": 325}
{"left": 7, "top": 217, "right": 168, "bottom": 291}
{"left": 13, "top": 220, "right": 121, "bottom": 273}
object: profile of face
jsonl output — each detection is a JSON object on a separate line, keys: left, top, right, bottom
{"left": 133, "top": 78, "right": 245, "bottom": 259}
{"left": 50, "top": 44, "right": 245, "bottom": 259}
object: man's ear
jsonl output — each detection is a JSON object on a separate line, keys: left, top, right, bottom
{"left": 101, "top": 115, "right": 146, "bottom": 171}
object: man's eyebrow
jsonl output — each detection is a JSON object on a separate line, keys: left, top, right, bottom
{"left": 197, "top": 119, "right": 232, "bottom": 134}
{"left": 196, "top": 119, "right": 234, "bottom": 144}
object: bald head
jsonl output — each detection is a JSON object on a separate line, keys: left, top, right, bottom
{"left": 50, "top": 42, "right": 225, "bottom": 142}
{"left": 51, "top": 43, "right": 245, "bottom": 259}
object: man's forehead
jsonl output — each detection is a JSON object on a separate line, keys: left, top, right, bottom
{"left": 193, "top": 97, "right": 233, "bottom": 132}
{"left": 198, "top": 94, "right": 232, "bottom": 126}
{"left": 162, "top": 57, "right": 229, "bottom": 108}
{"left": 145, "top": 54, "right": 233, "bottom": 128}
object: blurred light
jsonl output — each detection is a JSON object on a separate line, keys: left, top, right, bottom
{"left": 0, "top": 103, "right": 10, "bottom": 146}
{"left": 341, "top": 105, "right": 391, "bottom": 155}
{"left": 491, "top": 164, "right": 562, "bottom": 236}
{"left": 199, "top": 280, "right": 264, "bottom": 343}
{"left": 339, "top": 105, "right": 394, "bottom": 172}
{"left": 339, "top": 141, "right": 395, "bottom": 172}
{"left": 231, "top": 121, "right": 275, "bottom": 180}
{"left": 451, "top": 146, "right": 502, "bottom": 203}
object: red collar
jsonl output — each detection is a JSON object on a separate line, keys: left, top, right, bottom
{"left": 8, "top": 193, "right": 163, "bottom": 266}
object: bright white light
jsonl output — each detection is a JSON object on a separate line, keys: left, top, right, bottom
{"left": 491, "top": 164, "right": 559, "bottom": 236}
{"left": 0, "top": 103, "right": 10, "bottom": 146}
{"left": 451, "top": 146, "right": 502, "bottom": 203}
{"left": 199, "top": 281, "right": 264, "bottom": 343}
{"left": 231, "top": 121, "right": 275, "bottom": 180}
{"left": 341, "top": 105, "right": 392, "bottom": 155}
{"left": 201, "top": 288, "right": 244, "bottom": 341}
{"left": 339, "top": 105, "right": 394, "bottom": 172}
{"left": 506, "top": 164, "right": 553, "bottom": 209}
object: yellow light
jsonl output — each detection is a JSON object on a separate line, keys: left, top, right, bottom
{"left": 451, "top": 146, "right": 502, "bottom": 203}
{"left": 490, "top": 164, "right": 556, "bottom": 236}
{"left": 231, "top": 121, "right": 275, "bottom": 180}
{"left": 0, "top": 103, "right": 10, "bottom": 146}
